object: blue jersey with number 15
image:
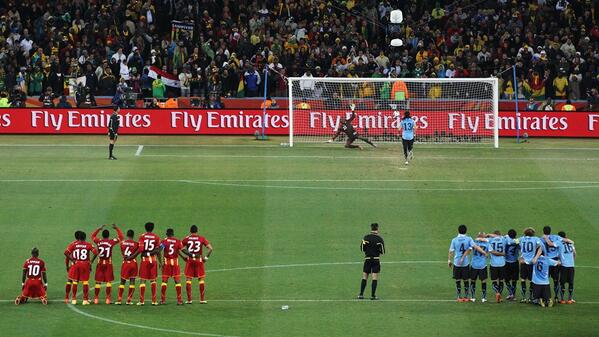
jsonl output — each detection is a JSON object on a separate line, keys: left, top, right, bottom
{"left": 401, "top": 118, "right": 415, "bottom": 140}
{"left": 489, "top": 236, "right": 506, "bottom": 267}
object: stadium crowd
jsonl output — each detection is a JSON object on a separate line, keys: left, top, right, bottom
{"left": 0, "top": 0, "right": 597, "bottom": 108}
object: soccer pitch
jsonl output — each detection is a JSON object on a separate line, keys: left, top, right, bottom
{"left": 1, "top": 135, "right": 599, "bottom": 337}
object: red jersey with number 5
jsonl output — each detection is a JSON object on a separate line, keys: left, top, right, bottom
{"left": 161, "top": 238, "right": 184, "bottom": 259}
{"left": 138, "top": 233, "right": 161, "bottom": 257}
{"left": 64, "top": 241, "right": 97, "bottom": 262}
{"left": 23, "top": 257, "right": 46, "bottom": 280}
{"left": 182, "top": 234, "right": 210, "bottom": 258}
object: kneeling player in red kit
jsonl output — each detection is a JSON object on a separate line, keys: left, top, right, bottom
{"left": 15, "top": 248, "right": 48, "bottom": 305}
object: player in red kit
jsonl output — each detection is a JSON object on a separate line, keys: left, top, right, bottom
{"left": 115, "top": 229, "right": 139, "bottom": 305}
{"left": 64, "top": 231, "right": 98, "bottom": 305}
{"left": 91, "top": 224, "right": 124, "bottom": 304}
{"left": 160, "top": 228, "right": 186, "bottom": 305}
{"left": 63, "top": 231, "right": 81, "bottom": 303}
{"left": 137, "top": 222, "right": 162, "bottom": 306}
{"left": 15, "top": 248, "right": 48, "bottom": 305}
{"left": 182, "top": 225, "right": 213, "bottom": 304}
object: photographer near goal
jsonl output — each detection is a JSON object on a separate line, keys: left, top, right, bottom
{"left": 328, "top": 103, "right": 376, "bottom": 149}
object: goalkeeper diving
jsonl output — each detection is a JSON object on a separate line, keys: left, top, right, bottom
{"left": 328, "top": 103, "right": 376, "bottom": 149}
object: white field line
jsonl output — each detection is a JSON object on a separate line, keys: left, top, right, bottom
{"left": 1, "top": 143, "right": 599, "bottom": 151}
{"left": 135, "top": 145, "right": 144, "bottom": 156}
{"left": 67, "top": 304, "right": 236, "bottom": 337}
{"left": 1, "top": 179, "right": 599, "bottom": 184}
{"left": 2, "top": 178, "right": 599, "bottom": 191}
{"left": 142, "top": 154, "right": 599, "bottom": 161}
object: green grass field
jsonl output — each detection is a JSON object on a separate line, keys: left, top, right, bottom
{"left": 1, "top": 135, "right": 598, "bottom": 337}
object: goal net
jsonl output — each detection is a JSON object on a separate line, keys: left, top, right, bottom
{"left": 287, "top": 77, "right": 498, "bottom": 148}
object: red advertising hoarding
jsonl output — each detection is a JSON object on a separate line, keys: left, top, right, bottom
{"left": 0, "top": 108, "right": 598, "bottom": 138}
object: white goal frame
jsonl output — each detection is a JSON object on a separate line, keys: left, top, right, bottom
{"left": 287, "top": 77, "right": 499, "bottom": 148}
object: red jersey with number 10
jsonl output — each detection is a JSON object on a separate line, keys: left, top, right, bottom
{"left": 64, "top": 241, "right": 97, "bottom": 262}
{"left": 23, "top": 257, "right": 46, "bottom": 280}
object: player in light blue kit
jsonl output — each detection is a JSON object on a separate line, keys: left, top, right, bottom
{"left": 557, "top": 231, "right": 576, "bottom": 304}
{"left": 521, "top": 246, "right": 560, "bottom": 307}
{"left": 448, "top": 225, "right": 475, "bottom": 302}
{"left": 488, "top": 231, "right": 507, "bottom": 303}
{"left": 470, "top": 233, "right": 489, "bottom": 302}
{"left": 518, "top": 227, "right": 543, "bottom": 303}
{"left": 398, "top": 111, "right": 416, "bottom": 165}
{"left": 503, "top": 229, "right": 519, "bottom": 301}
{"left": 542, "top": 226, "right": 563, "bottom": 303}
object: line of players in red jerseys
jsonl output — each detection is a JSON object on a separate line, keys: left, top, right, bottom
{"left": 15, "top": 222, "right": 212, "bottom": 306}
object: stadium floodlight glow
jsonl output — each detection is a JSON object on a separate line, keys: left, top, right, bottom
{"left": 390, "top": 39, "right": 403, "bottom": 47}
{"left": 287, "top": 77, "right": 499, "bottom": 148}
{"left": 390, "top": 10, "right": 403, "bottom": 23}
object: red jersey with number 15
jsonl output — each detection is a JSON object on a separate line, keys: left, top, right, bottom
{"left": 182, "top": 234, "right": 210, "bottom": 258}
{"left": 64, "top": 241, "right": 97, "bottom": 262}
{"left": 138, "top": 233, "right": 161, "bottom": 257}
{"left": 23, "top": 257, "right": 46, "bottom": 280}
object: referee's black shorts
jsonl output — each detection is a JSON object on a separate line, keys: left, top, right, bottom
{"left": 363, "top": 258, "right": 381, "bottom": 274}
{"left": 109, "top": 131, "right": 118, "bottom": 140}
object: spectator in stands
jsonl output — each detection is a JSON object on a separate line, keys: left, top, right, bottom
{"left": 57, "top": 96, "right": 72, "bottom": 108}
{"left": 540, "top": 99, "right": 555, "bottom": 111}
{"left": 141, "top": 68, "right": 153, "bottom": 99}
{"left": 526, "top": 98, "right": 538, "bottom": 111}
{"left": 244, "top": 65, "right": 261, "bottom": 97}
{"left": 39, "top": 87, "right": 56, "bottom": 108}
{"left": 0, "top": 92, "right": 9, "bottom": 107}
{"left": 152, "top": 75, "right": 166, "bottom": 99}
{"left": 179, "top": 68, "right": 192, "bottom": 97}
{"left": 553, "top": 71, "right": 569, "bottom": 99}
{"left": 562, "top": 99, "right": 576, "bottom": 111}
{"left": 206, "top": 93, "right": 224, "bottom": 109}
{"left": 587, "top": 89, "right": 599, "bottom": 111}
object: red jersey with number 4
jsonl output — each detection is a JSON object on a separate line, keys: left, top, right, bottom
{"left": 120, "top": 239, "right": 139, "bottom": 259}
{"left": 23, "top": 257, "right": 46, "bottom": 280}
{"left": 182, "top": 234, "right": 210, "bottom": 258}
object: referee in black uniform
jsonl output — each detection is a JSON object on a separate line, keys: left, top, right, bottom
{"left": 358, "top": 223, "right": 385, "bottom": 300}
{"left": 108, "top": 106, "right": 120, "bottom": 160}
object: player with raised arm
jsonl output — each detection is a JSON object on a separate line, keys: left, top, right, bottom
{"left": 470, "top": 233, "right": 489, "bottom": 302}
{"left": 358, "top": 223, "right": 385, "bottom": 300}
{"left": 182, "top": 225, "right": 213, "bottom": 304}
{"left": 137, "top": 222, "right": 162, "bottom": 306}
{"left": 108, "top": 106, "right": 119, "bottom": 160}
{"left": 91, "top": 224, "right": 123, "bottom": 304}
{"left": 160, "top": 228, "right": 186, "bottom": 305}
{"left": 504, "top": 229, "right": 520, "bottom": 301}
{"left": 64, "top": 231, "right": 98, "bottom": 305}
{"left": 488, "top": 231, "right": 507, "bottom": 303}
{"left": 557, "top": 231, "right": 576, "bottom": 304}
{"left": 328, "top": 103, "right": 376, "bottom": 149}
{"left": 518, "top": 227, "right": 543, "bottom": 303}
{"left": 398, "top": 111, "right": 416, "bottom": 165}
{"left": 15, "top": 248, "right": 48, "bottom": 305}
{"left": 448, "top": 224, "right": 475, "bottom": 302}
{"left": 115, "top": 229, "right": 139, "bottom": 305}
{"left": 521, "top": 246, "right": 560, "bottom": 307}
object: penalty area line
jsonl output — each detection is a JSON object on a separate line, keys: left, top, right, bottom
{"left": 67, "top": 304, "right": 237, "bottom": 337}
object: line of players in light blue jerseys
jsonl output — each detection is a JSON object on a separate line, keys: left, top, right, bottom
{"left": 448, "top": 224, "right": 576, "bottom": 307}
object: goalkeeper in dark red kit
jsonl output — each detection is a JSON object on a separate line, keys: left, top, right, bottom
{"left": 328, "top": 103, "right": 376, "bottom": 149}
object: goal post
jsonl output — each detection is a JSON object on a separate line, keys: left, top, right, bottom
{"left": 287, "top": 77, "right": 499, "bottom": 148}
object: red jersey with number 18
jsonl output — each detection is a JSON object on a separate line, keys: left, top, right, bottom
{"left": 64, "top": 241, "right": 97, "bottom": 281}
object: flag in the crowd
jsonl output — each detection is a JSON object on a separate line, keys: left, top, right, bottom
{"left": 68, "top": 75, "right": 87, "bottom": 95}
{"left": 237, "top": 74, "right": 245, "bottom": 98}
{"left": 148, "top": 66, "right": 180, "bottom": 88}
